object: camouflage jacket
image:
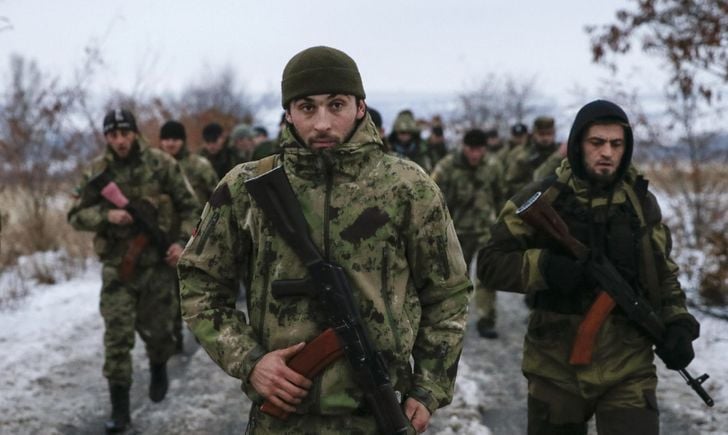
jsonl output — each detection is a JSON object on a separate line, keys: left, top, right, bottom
{"left": 176, "top": 146, "right": 219, "bottom": 204}
{"left": 200, "top": 143, "right": 245, "bottom": 179}
{"left": 170, "top": 146, "right": 219, "bottom": 243}
{"left": 504, "top": 140, "right": 557, "bottom": 198}
{"left": 178, "top": 115, "right": 472, "bottom": 415}
{"left": 478, "top": 160, "right": 698, "bottom": 387}
{"left": 431, "top": 152, "right": 504, "bottom": 247}
{"left": 68, "top": 141, "right": 201, "bottom": 266}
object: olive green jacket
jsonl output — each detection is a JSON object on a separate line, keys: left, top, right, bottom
{"left": 478, "top": 160, "right": 698, "bottom": 392}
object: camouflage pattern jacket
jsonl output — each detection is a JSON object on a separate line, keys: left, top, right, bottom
{"left": 200, "top": 143, "right": 245, "bottom": 180}
{"left": 431, "top": 152, "right": 504, "bottom": 248}
{"left": 171, "top": 145, "right": 219, "bottom": 243}
{"left": 505, "top": 141, "right": 557, "bottom": 198}
{"left": 68, "top": 141, "right": 200, "bottom": 266}
{"left": 478, "top": 160, "right": 698, "bottom": 390}
{"left": 178, "top": 116, "right": 472, "bottom": 416}
{"left": 176, "top": 146, "right": 219, "bottom": 204}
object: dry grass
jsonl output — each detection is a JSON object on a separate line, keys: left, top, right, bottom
{"left": 643, "top": 163, "right": 728, "bottom": 305}
{"left": 0, "top": 185, "right": 93, "bottom": 274}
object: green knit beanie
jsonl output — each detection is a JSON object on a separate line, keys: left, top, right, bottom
{"left": 281, "top": 46, "right": 365, "bottom": 108}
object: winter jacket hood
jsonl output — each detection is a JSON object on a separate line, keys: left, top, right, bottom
{"left": 566, "top": 99, "right": 634, "bottom": 184}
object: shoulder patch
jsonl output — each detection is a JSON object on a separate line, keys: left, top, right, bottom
{"left": 209, "top": 183, "right": 232, "bottom": 208}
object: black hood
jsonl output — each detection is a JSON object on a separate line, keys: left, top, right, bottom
{"left": 566, "top": 99, "right": 633, "bottom": 183}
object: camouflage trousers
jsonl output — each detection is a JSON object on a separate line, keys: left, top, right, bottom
{"left": 461, "top": 238, "right": 496, "bottom": 327}
{"left": 99, "top": 262, "right": 179, "bottom": 386}
{"left": 246, "top": 405, "right": 417, "bottom": 435}
{"left": 526, "top": 374, "right": 658, "bottom": 435}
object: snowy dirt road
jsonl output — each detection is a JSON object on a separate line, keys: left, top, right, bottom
{"left": 1, "top": 264, "right": 725, "bottom": 434}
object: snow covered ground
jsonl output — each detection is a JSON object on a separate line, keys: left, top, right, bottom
{"left": 0, "top": 258, "right": 725, "bottom": 434}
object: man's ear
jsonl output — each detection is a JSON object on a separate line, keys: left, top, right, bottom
{"left": 356, "top": 99, "right": 366, "bottom": 120}
{"left": 285, "top": 109, "right": 293, "bottom": 124}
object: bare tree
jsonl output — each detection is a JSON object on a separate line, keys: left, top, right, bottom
{"left": 453, "top": 74, "right": 539, "bottom": 133}
{"left": 0, "top": 55, "right": 88, "bottom": 252}
{"left": 587, "top": 2, "right": 728, "bottom": 305}
{"left": 587, "top": 0, "right": 728, "bottom": 103}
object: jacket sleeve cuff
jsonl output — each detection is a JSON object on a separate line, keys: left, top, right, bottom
{"left": 238, "top": 344, "right": 268, "bottom": 403}
{"left": 406, "top": 386, "right": 439, "bottom": 415}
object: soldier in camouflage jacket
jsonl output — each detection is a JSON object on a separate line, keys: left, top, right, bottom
{"left": 158, "top": 120, "right": 219, "bottom": 351}
{"left": 178, "top": 46, "right": 472, "bottom": 435}
{"left": 431, "top": 129, "right": 504, "bottom": 338}
{"left": 68, "top": 109, "right": 200, "bottom": 433}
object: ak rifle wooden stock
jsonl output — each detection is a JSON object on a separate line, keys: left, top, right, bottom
{"left": 516, "top": 191, "right": 714, "bottom": 407}
{"left": 259, "top": 328, "right": 345, "bottom": 419}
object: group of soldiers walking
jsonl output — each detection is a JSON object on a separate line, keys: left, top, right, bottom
{"left": 68, "top": 46, "right": 701, "bottom": 435}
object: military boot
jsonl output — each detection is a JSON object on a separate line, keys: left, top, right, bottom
{"left": 105, "top": 383, "right": 130, "bottom": 433}
{"left": 477, "top": 317, "right": 499, "bottom": 339}
{"left": 149, "top": 362, "right": 168, "bottom": 402}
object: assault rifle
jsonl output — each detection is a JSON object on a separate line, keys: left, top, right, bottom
{"left": 245, "top": 166, "right": 410, "bottom": 435}
{"left": 517, "top": 191, "right": 714, "bottom": 407}
{"left": 89, "top": 171, "right": 170, "bottom": 281}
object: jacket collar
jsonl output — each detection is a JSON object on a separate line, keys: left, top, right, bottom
{"left": 279, "top": 113, "right": 384, "bottom": 182}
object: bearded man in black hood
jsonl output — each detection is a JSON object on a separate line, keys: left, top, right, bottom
{"left": 477, "top": 100, "right": 700, "bottom": 435}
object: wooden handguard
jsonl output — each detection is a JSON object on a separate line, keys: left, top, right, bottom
{"left": 260, "top": 328, "right": 345, "bottom": 420}
{"left": 569, "top": 291, "right": 617, "bottom": 365}
{"left": 119, "top": 234, "right": 149, "bottom": 283}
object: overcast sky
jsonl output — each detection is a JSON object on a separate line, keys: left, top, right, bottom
{"left": 0, "top": 0, "right": 665, "bottom": 100}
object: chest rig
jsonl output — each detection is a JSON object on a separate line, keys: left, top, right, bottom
{"left": 534, "top": 169, "right": 662, "bottom": 314}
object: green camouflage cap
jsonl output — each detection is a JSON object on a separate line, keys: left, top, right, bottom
{"left": 281, "top": 46, "right": 365, "bottom": 108}
{"left": 533, "top": 116, "right": 555, "bottom": 131}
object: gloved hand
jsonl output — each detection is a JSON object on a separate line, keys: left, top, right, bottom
{"left": 655, "top": 320, "right": 696, "bottom": 370}
{"left": 541, "top": 251, "right": 593, "bottom": 294}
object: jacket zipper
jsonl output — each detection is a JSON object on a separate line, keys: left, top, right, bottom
{"left": 323, "top": 168, "right": 333, "bottom": 260}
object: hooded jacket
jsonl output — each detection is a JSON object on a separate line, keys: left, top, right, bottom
{"left": 477, "top": 100, "right": 698, "bottom": 393}
{"left": 178, "top": 114, "right": 472, "bottom": 415}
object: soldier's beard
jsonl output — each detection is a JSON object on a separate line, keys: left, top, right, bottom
{"left": 584, "top": 163, "right": 619, "bottom": 185}
{"left": 304, "top": 123, "right": 358, "bottom": 152}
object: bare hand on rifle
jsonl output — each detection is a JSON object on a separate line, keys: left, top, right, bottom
{"left": 250, "top": 342, "right": 312, "bottom": 413}
{"left": 107, "top": 209, "right": 133, "bottom": 225}
{"left": 404, "top": 398, "right": 431, "bottom": 433}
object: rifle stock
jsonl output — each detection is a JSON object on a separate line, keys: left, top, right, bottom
{"left": 517, "top": 191, "right": 714, "bottom": 407}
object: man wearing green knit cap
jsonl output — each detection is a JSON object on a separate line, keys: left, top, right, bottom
{"left": 179, "top": 46, "right": 472, "bottom": 434}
